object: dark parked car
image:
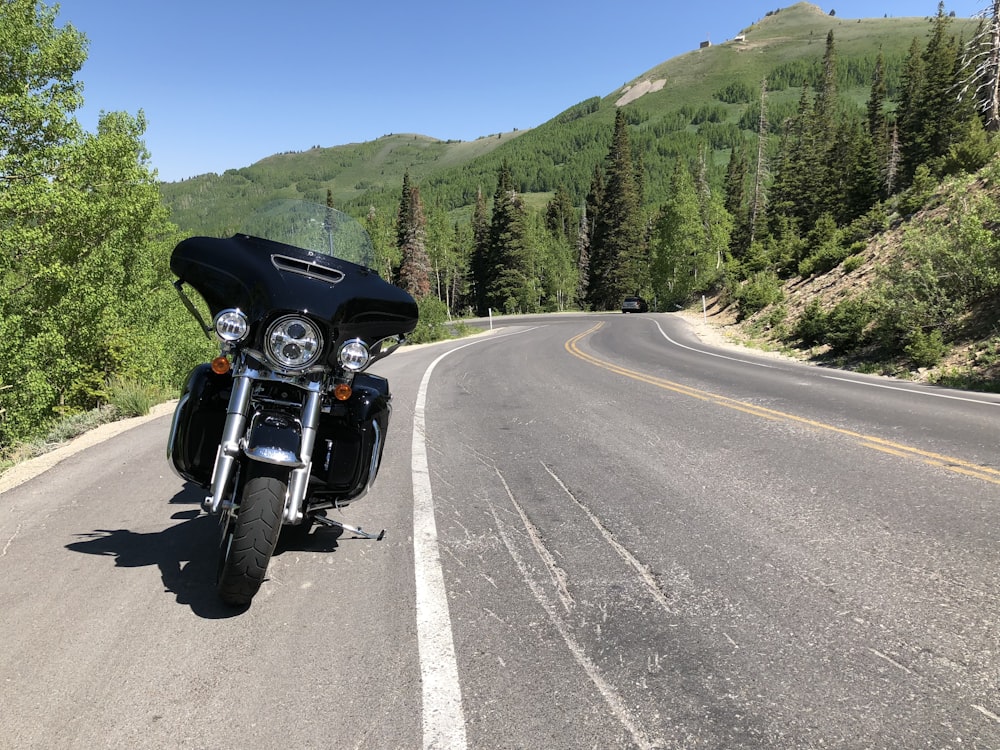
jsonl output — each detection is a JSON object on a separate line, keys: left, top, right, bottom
{"left": 621, "top": 296, "right": 648, "bottom": 313}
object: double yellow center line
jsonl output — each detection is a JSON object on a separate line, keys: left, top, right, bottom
{"left": 566, "top": 322, "right": 1000, "bottom": 486}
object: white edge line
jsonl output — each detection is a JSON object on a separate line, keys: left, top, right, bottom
{"left": 654, "top": 320, "right": 775, "bottom": 369}
{"left": 658, "top": 318, "right": 1000, "bottom": 407}
{"left": 411, "top": 328, "right": 537, "bottom": 750}
{"left": 821, "top": 374, "right": 1000, "bottom": 406}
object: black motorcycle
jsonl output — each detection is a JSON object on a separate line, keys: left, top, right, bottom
{"left": 166, "top": 200, "right": 417, "bottom": 606}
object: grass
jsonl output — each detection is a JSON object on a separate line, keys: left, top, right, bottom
{"left": 0, "top": 378, "right": 171, "bottom": 475}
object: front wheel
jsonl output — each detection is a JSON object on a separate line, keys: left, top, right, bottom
{"left": 217, "top": 462, "right": 287, "bottom": 606}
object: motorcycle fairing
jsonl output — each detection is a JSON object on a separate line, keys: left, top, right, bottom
{"left": 170, "top": 234, "right": 418, "bottom": 345}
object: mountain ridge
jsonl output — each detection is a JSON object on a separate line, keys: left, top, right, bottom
{"left": 162, "top": 2, "right": 969, "bottom": 234}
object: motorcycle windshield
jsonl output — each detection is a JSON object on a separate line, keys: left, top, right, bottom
{"left": 170, "top": 200, "right": 418, "bottom": 342}
{"left": 238, "top": 199, "right": 376, "bottom": 267}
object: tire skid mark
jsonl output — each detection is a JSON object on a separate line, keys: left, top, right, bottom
{"left": 2, "top": 523, "right": 22, "bottom": 556}
{"left": 542, "top": 463, "right": 677, "bottom": 617}
{"left": 492, "top": 466, "right": 574, "bottom": 613}
{"left": 489, "top": 464, "right": 664, "bottom": 750}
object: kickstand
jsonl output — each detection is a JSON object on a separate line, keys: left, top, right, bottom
{"left": 313, "top": 514, "right": 385, "bottom": 540}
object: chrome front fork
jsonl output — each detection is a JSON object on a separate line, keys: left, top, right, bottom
{"left": 206, "top": 375, "right": 253, "bottom": 514}
{"left": 283, "top": 390, "right": 321, "bottom": 524}
{"left": 205, "top": 373, "right": 321, "bottom": 526}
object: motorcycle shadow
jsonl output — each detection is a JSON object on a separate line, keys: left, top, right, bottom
{"left": 275, "top": 523, "right": 344, "bottom": 555}
{"left": 65, "top": 483, "right": 340, "bottom": 618}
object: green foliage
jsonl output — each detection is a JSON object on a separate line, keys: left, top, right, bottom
{"left": 160, "top": 6, "right": 976, "bottom": 239}
{"left": 733, "top": 271, "right": 784, "bottom": 320}
{"left": 482, "top": 161, "right": 540, "bottom": 314}
{"left": 556, "top": 97, "right": 602, "bottom": 124}
{"left": 589, "top": 110, "right": 648, "bottom": 310}
{"left": 841, "top": 253, "right": 865, "bottom": 273}
{"left": 107, "top": 377, "right": 162, "bottom": 418}
{"left": 794, "top": 299, "right": 828, "bottom": 346}
{"left": 941, "top": 116, "right": 997, "bottom": 178}
{"left": 408, "top": 296, "right": 451, "bottom": 344}
{"left": 792, "top": 296, "right": 874, "bottom": 354}
{"left": 896, "top": 164, "right": 939, "bottom": 216}
{"left": 866, "top": 187, "right": 1000, "bottom": 360}
{"left": 396, "top": 177, "right": 433, "bottom": 298}
{"left": 715, "top": 81, "right": 755, "bottom": 104}
{"left": 0, "top": 0, "right": 206, "bottom": 449}
{"left": 904, "top": 328, "right": 947, "bottom": 368}
{"left": 798, "top": 213, "right": 846, "bottom": 277}
{"left": 6, "top": 0, "right": 994, "bottom": 451}
{"left": 824, "top": 297, "right": 874, "bottom": 355}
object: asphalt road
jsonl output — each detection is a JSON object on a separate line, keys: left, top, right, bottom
{"left": 2, "top": 312, "right": 999, "bottom": 749}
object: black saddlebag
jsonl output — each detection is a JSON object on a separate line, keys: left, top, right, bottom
{"left": 168, "top": 363, "right": 232, "bottom": 487}
{"left": 312, "top": 372, "right": 391, "bottom": 501}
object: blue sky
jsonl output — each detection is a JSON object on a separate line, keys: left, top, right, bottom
{"left": 54, "top": 0, "right": 985, "bottom": 183}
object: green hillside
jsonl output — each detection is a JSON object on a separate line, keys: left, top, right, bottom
{"left": 161, "top": 2, "right": 976, "bottom": 234}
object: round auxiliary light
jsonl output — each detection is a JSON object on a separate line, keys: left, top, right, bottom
{"left": 265, "top": 315, "right": 323, "bottom": 371}
{"left": 338, "top": 339, "right": 370, "bottom": 372}
{"left": 214, "top": 309, "right": 249, "bottom": 342}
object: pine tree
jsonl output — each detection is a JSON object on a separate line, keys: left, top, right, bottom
{"left": 898, "top": 4, "right": 967, "bottom": 185}
{"left": 867, "top": 49, "right": 889, "bottom": 149}
{"left": 894, "top": 37, "right": 926, "bottom": 192}
{"left": 487, "top": 161, "right": 533, "bottom": 313}
{"left": 886, "top": 123, "right": 902, "bottom": 196}
{"left": 584, "top": 164, "right": 605, "bottom": 248}
{"left": 723, "top": 144, "right": 749, "bottom": 223}
{"left": 545, "top": 185, "right": 577, "bottom": 247}
{"left": 588, "top": 109, "right": 646, "bottom": 309}
{"left": 576, "top": 207, "right": 591, "bottom": 309}
{"left": 396, "top": 179, "right": 432, "bottom": 299}
{"left": 863, "top": 50, "right": 890, "bottom": 201}
{"left": 748, "top": 78, "right": 770, "bottom": 250}
{"left": 469, "top": 186, "right": 490, "bottom": 315}
{"left": 651, "top": 162, "right": 709, "bottom": 306}
{"left": 396, "top": 170, "right": 412, "bottom": 251}
{"left": 767, "top": 85, "right": 815, "bottom": 236}
{"left": 724, "top": 143, "right": 752, "bottom": 260}
{"left": 844, "top": 115, "right": 882, "bottom": 220}
{"left": 812, "top": 31, "right": 843, "bottom": 221}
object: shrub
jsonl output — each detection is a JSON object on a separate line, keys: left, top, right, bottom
{"left": 794, "top": 299, "right": 827, "bottom": 346}
{"left": 905, "top": 328, "right": 947, "bottom": 368}
{"left": 841, "top": 253, "right": 865, "bottom": 274}
{"left": 799, "top": 243, "right": 851, "bottom": 277}
{"left": 735, "top": 271, "right": 784, "bottom": 320}
{"left": 408, "top": 296, "right": 450, "bottom": 344}
{"left": 107, "top": 376, "right": 161, "bottom": 417}
{"left": 825, "top": 298, "right": 874, "bottom": 355}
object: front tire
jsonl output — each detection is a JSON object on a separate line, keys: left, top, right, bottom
{"left": 217, "top": 463, "right": 286, "bottom": 606}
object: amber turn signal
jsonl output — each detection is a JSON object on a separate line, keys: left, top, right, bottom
{"left": 333, "top": 383, "right": 352, "bottom": 401}
{"left": 210, "top": 356, "right": 231, "bottom": 375}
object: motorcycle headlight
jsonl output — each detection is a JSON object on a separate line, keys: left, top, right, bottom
{"left": 265, "top": 315, "right": 324, "bottom": 370}
{"left": 214, "top": 309, "right": 249, "bottom": 342}
{"left": 338, "top": 339, "right": 370, "bottom": 372}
